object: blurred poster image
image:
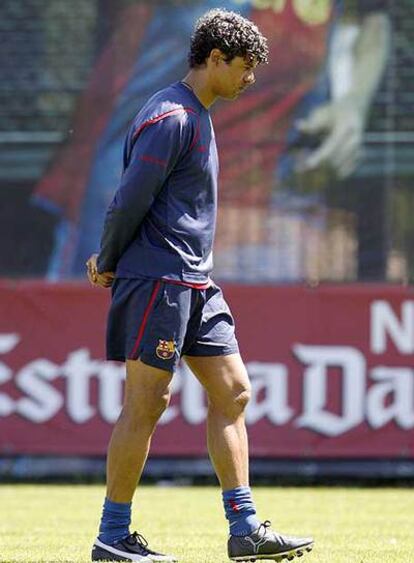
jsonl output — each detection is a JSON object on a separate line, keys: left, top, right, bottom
{"left": 3, "top": 0, "right": 413, "bottom": 282}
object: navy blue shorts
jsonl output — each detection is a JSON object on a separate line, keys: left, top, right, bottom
{"left": 106, "top": 279, "right": 239, "bottom": 371}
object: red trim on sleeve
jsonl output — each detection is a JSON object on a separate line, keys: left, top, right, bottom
{"left": 139, "top": 154, "right": 167, "bottom": 167}
{"left": 129, "top": 280, "right": 162, "bottom": 360}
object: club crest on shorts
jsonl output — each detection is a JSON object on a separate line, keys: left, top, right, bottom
{"left": 156, "top": 339, "right": 176, "bottom": 360}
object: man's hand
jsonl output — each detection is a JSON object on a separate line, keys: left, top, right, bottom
{"left": 296, "top": 95, "right": 365, "bottom": 180}
{"left": 86, "top": 254, "right": 115, "bottom": 288}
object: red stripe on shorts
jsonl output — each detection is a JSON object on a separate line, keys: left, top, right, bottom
{"left": 130, "top": 280, "right": 162, "bottom": 360}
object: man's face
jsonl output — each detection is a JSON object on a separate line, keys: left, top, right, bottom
{"left": 211, "top": 53, "right": 257, "bottom": 100}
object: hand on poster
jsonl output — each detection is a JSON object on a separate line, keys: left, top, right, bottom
{"left": 291, "top": 10, "right": 390, "bottom": 186}
{"left": 296, "top": 94, "right": 364, "bottom": 180}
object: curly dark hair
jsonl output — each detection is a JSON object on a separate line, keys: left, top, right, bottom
{"left": 189, "top": 8, "right": 268, "bottom": 68}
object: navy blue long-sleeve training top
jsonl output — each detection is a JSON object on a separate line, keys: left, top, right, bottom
{"left": 97, "top": 82, "right": 218, "bottom": 284}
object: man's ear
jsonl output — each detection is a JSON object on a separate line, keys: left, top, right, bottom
{"left": 210, "top": 48, "right": 223, "bottom": 66}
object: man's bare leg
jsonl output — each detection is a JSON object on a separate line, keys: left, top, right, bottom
{"left": 184, "top": 353, "right": 251, "bottom": 490}
{"left": 185, "top": 353, "right": 314, "bottom": 561}
{"left": 93, "top": 359, "right": 179, "bottom": 561}
{"left": 106, "top": 359, "right": 173, "bottom": 502}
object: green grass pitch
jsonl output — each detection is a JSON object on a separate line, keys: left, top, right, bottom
{"left": 1, "top": 485, "right": 413, "bottom": 562}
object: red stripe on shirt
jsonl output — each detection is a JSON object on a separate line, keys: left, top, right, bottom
{"left": 139, "top": 154, "right": 167, "bottom": 167}
{"left": 188, "top": 114, "right": 201, "bottom": 152}
{"left": 130, "top": 280, "right": 162, "bottom": 360}
{"left": 132, "top": 107, "right": 197, "bottom": 140}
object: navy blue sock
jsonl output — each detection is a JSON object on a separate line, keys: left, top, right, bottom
{"left": 98, "top": 497, "right": 131, "bottom": 545}
{"left": 222, "top": 486, "right": 260, "bottom": 536}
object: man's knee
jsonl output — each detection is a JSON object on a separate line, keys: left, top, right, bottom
{"left": 122, "top": 360, "right": 172, "bottom": 429}
{"left": 186, "top": 354, "right": 251, "bottom": 420}
{"left": 209, "top": 382, "right": 251, "bottom": 420}
{"left": 122, "top": 386, "right": 171, "bottom": 430}
{"left": 234, "top": 386, "right": 251, "bottom": 412}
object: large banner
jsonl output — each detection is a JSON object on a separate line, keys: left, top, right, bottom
{"left": 3, "top": 1, "right": 414, "bottom": 284}
{"left": 1, "top": 282, "right": 413, "bottom": 458}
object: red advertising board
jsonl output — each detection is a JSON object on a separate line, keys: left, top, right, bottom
{"left": 0, "top": 281, "right": 413, "bottom": 458}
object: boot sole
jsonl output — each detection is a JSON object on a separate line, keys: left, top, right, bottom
{"left": 92, "top": 544, "right": 135, "bottom": 561}
{"left": 92, "top": 544, "right": 178, "bottom": 562}
{"left": 229, "top": 541, "right": 314, "bottom": 562}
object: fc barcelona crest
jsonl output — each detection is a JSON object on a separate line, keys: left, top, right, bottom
{"left": 156, "top": 339, "right": 176, "bottom": 360}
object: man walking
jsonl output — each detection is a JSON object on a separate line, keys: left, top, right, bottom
{"left": 88, "top": 9, "right": 314, "bottom": 562}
